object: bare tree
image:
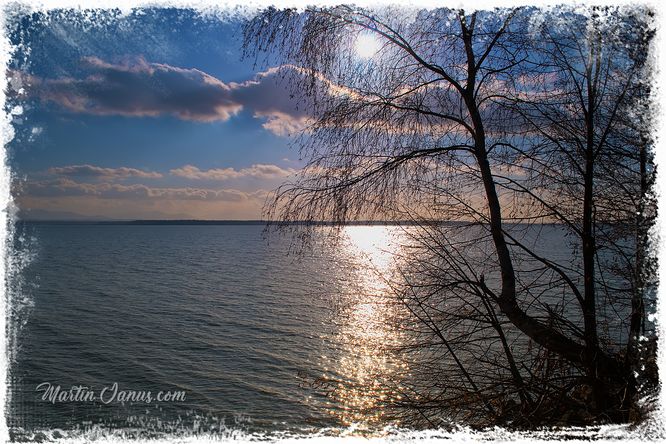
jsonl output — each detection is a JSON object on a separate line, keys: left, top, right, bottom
{"left": 504, "top": 6, "right": 657, "bottom": 416}
{"left": 243, "top": 5, "right": 656, "bottom": 427}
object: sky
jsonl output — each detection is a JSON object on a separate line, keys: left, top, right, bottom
{"left": 8, "top": 8, "right": 312, "bottom": 220}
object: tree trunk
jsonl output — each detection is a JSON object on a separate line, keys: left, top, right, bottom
{"left": 465, "top": 93, "right": 621, "bottom": 380}
{"left": 582, "top": 43, "right": 607, "bottom": 412}
{"left": 623, "top": 137, "right": 649, "bottom": 417}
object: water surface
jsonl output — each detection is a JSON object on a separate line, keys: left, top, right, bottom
{"left": 9, "top": 223, "right": 406, "bottom": 436}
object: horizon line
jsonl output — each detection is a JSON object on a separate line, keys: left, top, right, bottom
{"left": 16, "top": 219, "right": 565, "bottom": 226}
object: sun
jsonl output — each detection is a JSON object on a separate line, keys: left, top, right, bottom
{"left": 354, "top": 32, "right": 382, "bottom": 59}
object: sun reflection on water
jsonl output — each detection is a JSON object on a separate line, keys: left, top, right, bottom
{"left": 323, "top": 225, "right": 409, "bottom": 430}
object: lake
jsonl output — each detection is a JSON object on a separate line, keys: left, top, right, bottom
{"left": 8, "top": 222, "right": 412, "bottom": 438}
{"left": 6, "top": 222, "right": 633, "bottom": 438}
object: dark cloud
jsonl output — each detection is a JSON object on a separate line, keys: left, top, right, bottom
{"left": 17, "top": 56, "right": 242, "bottom": 122}
{"left": 12, "top": 57, "right": 486, "bottom": 138}
{"left": 230, "top": 66, "right": 316, "bottom": 135}
{"left": 14, "top": 57, "right": 313, "bottom": 135}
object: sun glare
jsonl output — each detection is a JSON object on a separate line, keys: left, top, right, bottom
{"left": 354, "top": 33, "right": 382, "bottom": 59}
{"left": 327, "top": 225, "right": 409, "bottom": 428}
{"left": 343, "top": 225, "right": 394, "bottom": 272}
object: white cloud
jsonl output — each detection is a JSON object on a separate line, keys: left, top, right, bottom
{"left": 19, "top": 178, "right": 267, "bottom": 203}
{"left": 48, "top": 164, "right": 163, "bottom": 179}
{"left": 169, "top": 164, "right": 296, "bottom": 181}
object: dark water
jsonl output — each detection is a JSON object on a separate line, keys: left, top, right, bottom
{"left": 9, "top": 223, "right": 409, "bottom": 436}
{"left": 7, "top": 222, "right": 634, "bottom": 437}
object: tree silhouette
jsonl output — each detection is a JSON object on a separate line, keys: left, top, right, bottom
{"left": 244, "top": 5, "right": 657, "bottom": 427}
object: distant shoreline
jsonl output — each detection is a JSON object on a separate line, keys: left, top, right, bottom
{"left": 16, "top": 219, "right": 421, "bottom": 226}
{"left": 16, "top": 219, "right": 565, "bottom": 227}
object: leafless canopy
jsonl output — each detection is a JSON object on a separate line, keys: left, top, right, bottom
{"left": 244, "top": 5, "right": 657, "bottom": 428}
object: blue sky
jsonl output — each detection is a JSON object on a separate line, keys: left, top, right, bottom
{"left": 8, "top": 9, "right": 305, "bottom": 219}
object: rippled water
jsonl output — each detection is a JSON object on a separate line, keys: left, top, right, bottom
{"left": 9, "top": 223, "right": 408, "bottom": 436}
{"left": 7, "top": 222, "right": 633, "bottom": 437}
